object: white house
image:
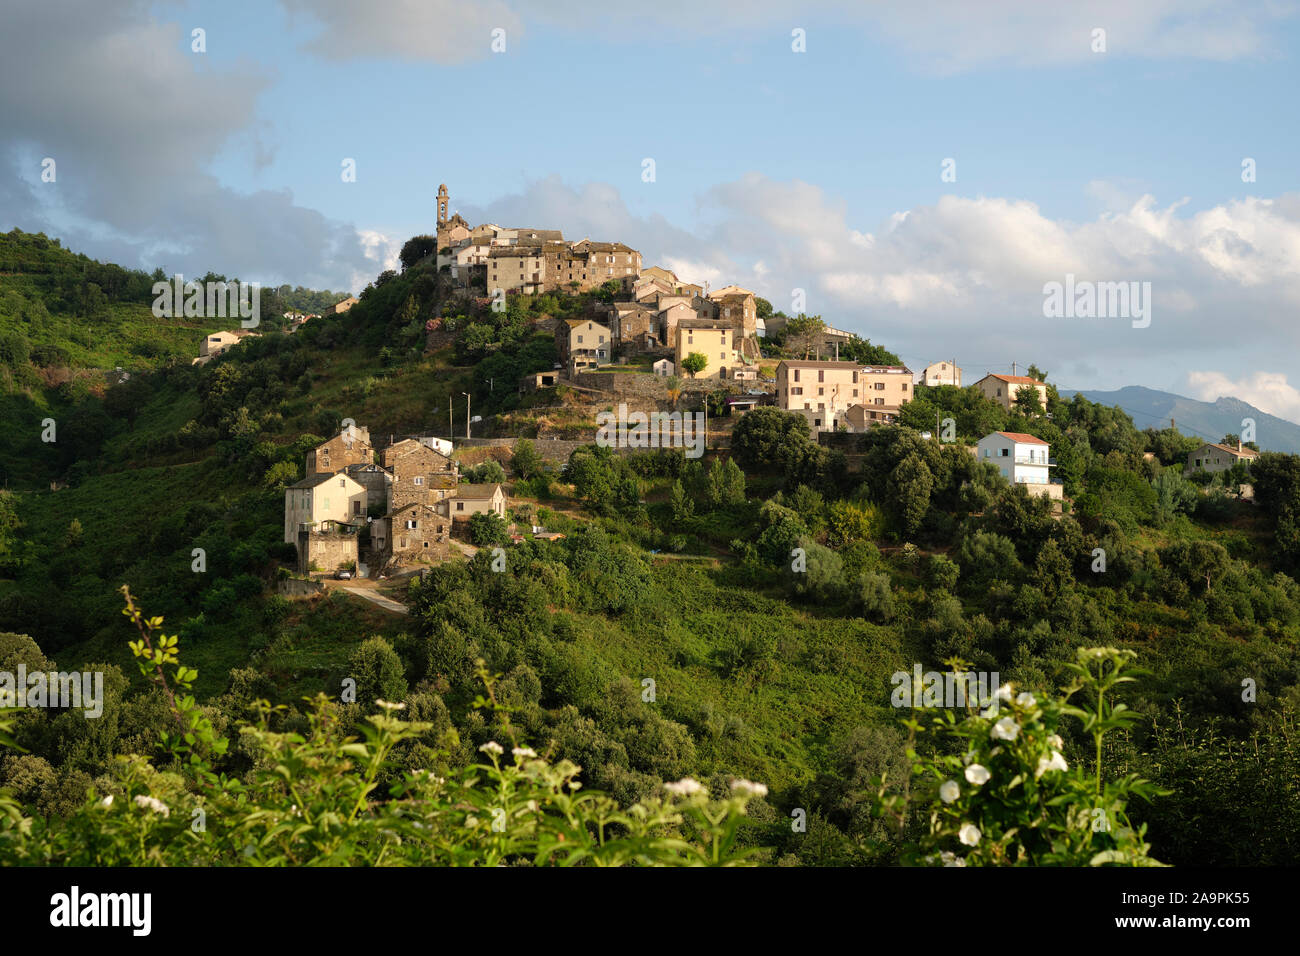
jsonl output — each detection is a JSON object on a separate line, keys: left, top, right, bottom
{"left": 653, "top": 358, "right": 675, "bottom": 377}
{"left": 976, "top": 431, "right": 1057, "bottom": 493}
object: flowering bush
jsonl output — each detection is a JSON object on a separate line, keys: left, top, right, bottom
{"left": 0, "top": 590, "right": 759, "bottom": 867}
{"left": 879, "top": 647, "right": 1168, "bottom": 866}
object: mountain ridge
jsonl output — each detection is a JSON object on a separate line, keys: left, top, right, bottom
{"left": 1059, "top": 384, "right": 1300, "bottom": 453}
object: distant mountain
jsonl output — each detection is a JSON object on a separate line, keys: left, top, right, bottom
{"left": 1058, "top": 385, "right": 1300, "bottom": 454}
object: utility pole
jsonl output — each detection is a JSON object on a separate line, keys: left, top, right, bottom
{"left": 462, "top": 391, "right": 471, "bottom": 439}
{"left": 1012, "top": 361, "right": 1017, "bottom": 376}
{"left": 448, "top": 394, "right": 453, "bottom": 439}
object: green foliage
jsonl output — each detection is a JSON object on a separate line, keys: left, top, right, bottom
{"left": 880, "top": 648, "right": 1168, "bottom": 866}
{"left": 468, "top": 511, "right": 510, "bottom": 547}
{"left": 681, "top": 352, "right": 707, "bottom": 378}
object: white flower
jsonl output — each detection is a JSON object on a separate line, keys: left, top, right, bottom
{"left": 375, "top": 699, "right": 407, "bottom": 710}
{"left": 663, "top": 777, "right": 705, "bottom": 797}
{"left": 1047, "top": 733, "right": 1064, "bottom": 749}
{"left": 478, "top": 741, "right": 504, "bottom": 755}
{"left": 964, "top": 764, "right": 990, "bottom": 786}
{"left": 512, "top": 747, "right": 537, "bottom": 759}
{"left": 939, "top": 780, "right": 960, "bottom": 803}
{"left": 730, "top": 778, "right": 769, "bottom": 798}
{"left": 1015, "top": 692, "right": 1036, "bottom": 707}
{"left": 940, "top": 850, "right": 967, "bottom": 867}
{"left": 133, "top": 794, "right": 170, "bottom": 817}
{"left": 1036, "top": 750, "right": 1069, "bottom": 778}
{"left": 958, "top": 823, "right": 981, "bottom": 846}
{"left": 995, "top": 684, "right": 1014, "bottom": 702}
{"left": 98, "top": 795, "right": 114, "bottom": 809}
{"left": 991, "top": 717, "right": 1020, "bottom": 741}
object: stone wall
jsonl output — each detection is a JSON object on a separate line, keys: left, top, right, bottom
{"left": 297, "top": 530, "right": 358, "bottom": 574}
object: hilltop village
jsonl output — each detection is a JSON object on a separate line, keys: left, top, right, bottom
{"left": 272, "top": 185, "right": 1261, "bottom": 580}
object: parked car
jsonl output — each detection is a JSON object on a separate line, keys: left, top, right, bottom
{"left": 334, "top": 569, "right": 353, "bottom": 580}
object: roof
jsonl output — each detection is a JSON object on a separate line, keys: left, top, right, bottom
{"left": 984, "top": 373, "right": 1041, "bottom": 385}
{"left": 708, "top": 285, "right": 754, "bottom": 298}
{"left": 990, "top": 431, "right": 1048, "bottom": 445}
{"left": 287, "top": 472, "right": 357, "bottom": 490}
{"left": 565, "top": 319, "right": 610, "bottom": 330}
{"left": 860, "top": 365, "right": 912, "bottom": 374}
{"left": 778, "top": 359, "right": 861, "bottom": 369}
{"left": 1199, "top": 442, "right": 1259, "bottom": 458}
{"left": 677, "top": 318, "right": 732, "bottom": 330}
{"left": 457, "top": 483, "right": 503, "bottom": 499}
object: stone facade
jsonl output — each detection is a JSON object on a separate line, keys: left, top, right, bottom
{"left": 381, "top": 439, "right": 458, "bottom": 513}
{"left": 296, "top": 526, "right": 359, "bottom": 574}
{"left": 307, "top": 427, "right": 373, "bottom": 475}
{"left": 373, "top": 502, "right": 450, "bottom": 563}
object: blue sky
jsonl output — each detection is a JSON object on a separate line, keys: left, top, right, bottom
{"left": 5, "top": 1, "right": 1300, "bottom": 420}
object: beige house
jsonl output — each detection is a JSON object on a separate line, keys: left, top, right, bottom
{"left": 307, "top": 427, "right": 373, "bottom": 476}
{"left": 676, "top": 321, "right": 738, "bottom": 378}
{"left": 451, "top": 483, "right": 507, "bottom": 519}
{"left": 1185, "top": 442, "right": 1259, "bottom": 475}
{"left": 858, "top": 365, "right": 913, "bottom": 419}
{"left": 921, "top": 361, "right": 962, "bottom": 387}
{"left": 777, "top": 359, "right": 862, "bottom": 432}
{"left": 325, "top": 296, "right": 359, "bottom": 316}
{"left": 284, "top": 472, "right": 367, "bottom": 544}
{"left": 976, "top": 373, "right": 1048, "bottom": 411}
{"left": 561, "top": 319, "right": 611, "bottom": 372}
{"left": 195, "top": 328, "right": 258, "bottom": 363}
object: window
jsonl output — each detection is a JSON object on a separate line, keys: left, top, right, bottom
{"left": 793, "top": 369, "right": 800, "bottom": 382}
{"left": 456, "top": 502, "right": 464, "bottom": 512}
{"left": 414, "top": 476, "right": 424, "bottom": 486}
{"left": 339, "top": 478, "right": 346, "bottom": 487}
{"left": 999, "top": 448, "right": 1009, "bottom": 457}
{"left": 818, "top": 370, "right": 825, "bottom": 383}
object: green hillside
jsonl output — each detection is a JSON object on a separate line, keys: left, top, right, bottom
{"left": 1, "top": 235, "right": 1299, "bottom": 867}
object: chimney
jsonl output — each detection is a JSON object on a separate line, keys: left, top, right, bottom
{"left": 1238, "top": 438, "right": 1243, "bottom": 453}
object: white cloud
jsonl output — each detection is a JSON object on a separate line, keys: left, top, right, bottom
{"left": 276, "top": 0, "right": 1295, "bottom": 70}
{"left": 281, "top": 0, "right": 523, "bottom": 64}
{"left": 1186, "top": 370, "right": 1300, "bottom": 423}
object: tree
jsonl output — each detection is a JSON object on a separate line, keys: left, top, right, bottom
{"left": 706, "top": 458, "right": 746, "bottom": 507}
{"left": 682, "top": 352, "right": 708, "bottom": 378}
{"left": 730, "top": 407, "right": 814, "bottom": 474}
{"left": 664, "top": 375, "right": 682, "bottom": 408}
{"left": 511, "top": 439, "right": 543, "bottom": 480}
{"left": 887, "top": 454, "right": 933, "bottom": 536}
{"left": 468, "top": 511, "right": 510, "bottom": 546}
{"left": 669, "top": 479, "right": 694, "bottom": 523}
{"left": 1013, "top": 386, "right": 1043, "bottom": 417}
{"left": 399, "top": 236, "right": 437, "bottom": 271}
{"left": 782, "top": 314, "right": 827, "bottom": 359}
{"left": 346, "top": 636, "right": 408, "bottom": 704}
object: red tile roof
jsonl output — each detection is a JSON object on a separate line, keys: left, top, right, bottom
{"left": 987, "top": 374, "right": 1041, "bottom": 384}
{"left": 996, "top": 431, "right": 1048, "bottom": 445}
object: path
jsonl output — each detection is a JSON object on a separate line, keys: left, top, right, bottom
{"left": 342, "top": 586, "right": 409, "bottom": 614}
